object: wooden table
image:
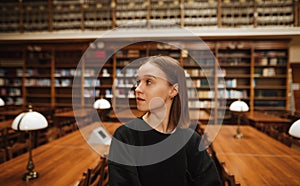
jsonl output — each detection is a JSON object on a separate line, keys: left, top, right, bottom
{"left": 242, "top": 111, "right": 292, "bottom": 132}
{"left": 244, "top": 111, "right": 291, "bottom": 124}
{"left": 0, "top": 109, "right": 23, "bottom": 120}
{"left": 54, "top": 108, "right": 92, "bottom": 119}
{"left": 0, "top": 121, "right": 121, "bottom": 186}
{"left": 0, "top": 119, "right": 13, "bottom": 130}
{"left": 54, "top": 108, "right": 94, "bottom": 130}
{"left": 213, "top": 125, "right": 300, "bottom": 186}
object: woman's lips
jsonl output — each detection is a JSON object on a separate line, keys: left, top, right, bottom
{"left": 136, "top": 97, "right": 145, "bottom": 102}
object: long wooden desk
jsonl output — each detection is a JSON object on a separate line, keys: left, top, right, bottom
{"left": 0, "top": 119, "right": 13, "bottom": 130}
{"left": 54, "top": 109, "right": 93, "bottom": 118}
{"left": 244, "top": 111, "right": 291, "bottom": 123}
{"left": 0, "top": 109, "right": 23, "bottom": 120}
{"left": 243, "top": 111, "right": 291, "bottom": 131}
{"left": 0, "top": 122, "right": 121, "bottom": 186}
{"left": 213, "top": 125, "right": 300, "bottom": 186}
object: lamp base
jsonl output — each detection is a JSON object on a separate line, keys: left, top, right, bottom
{"left": 234, "top": 133, "right": 243, "bottom": 139}
{"left": 22, "top": 171, "right": 39, "bottom": 181}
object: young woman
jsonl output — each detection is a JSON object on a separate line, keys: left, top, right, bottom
{"left": 108, "top": 56, "right": 221, "bottom": 186}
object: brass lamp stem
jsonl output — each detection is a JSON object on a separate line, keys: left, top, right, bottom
{"left": 23, "top": 131, "right": 39, "bottom": 181}
{"left": 234, "top": 114, "right": 243, "bottom": 139}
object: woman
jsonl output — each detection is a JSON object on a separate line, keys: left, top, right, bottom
{"left": 108, "top": 56, "right": 221, "bottom": 186}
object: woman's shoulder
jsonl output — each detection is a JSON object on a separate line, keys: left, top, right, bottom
{"left": 177, "top": 127, "right": 203, "bottom": 149}
{"left": 178, "top": 126, "right": 201, "bottom": 139}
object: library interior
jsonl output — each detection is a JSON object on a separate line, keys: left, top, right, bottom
{"left": 0, "top": 0, "right": 300, "bottom": 185}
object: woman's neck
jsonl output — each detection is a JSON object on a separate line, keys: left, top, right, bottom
{"left": 143, "top": 108, "right": 174, "bottom": 134}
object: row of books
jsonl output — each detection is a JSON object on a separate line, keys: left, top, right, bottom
{"left": 0, "top": 69, "right": 23, "bottom": 77}
{"left": 0, "top": 79, "right": 22, "bottom": 86}
{"left": 256, "top": 15, "right": 293, "bottom": 24}
{"left": 25, "top": 69, "right": 50, "bottom": 77}
{"left": 0, "top": 88, "right": 22, "bottom": 96}
{"left": 55, "top": 69, "right": 76, "bottom": 77}
{"left": 0, "top": 96, "right": 23, "bottom": 105}
{"left": 83, "top": 89, "right": 100, "bottom": 98}
{"left": 116, "top": 68, "right": 138, "bottom": 77}
{"left": 116, "top": 50, "right": 141, "bottom": 58}
{"left": 186, "top": 79, "right": 210, "bottom": 88}
{"left": 113, "top": 89, "right": 135, "bottom": 98}
{"left": 256, "top": 57, "right": 287, "bottom": 66}
{"left": 185, "top": 69, "right": 215, "bottom": 77}
{"left": 219, "top": 90, "right": 248, "bottom": 99}
{"left": 55, "top": 79, "right": 73, "bottom": 87}
{"left": 188, "top": 100, "right": 213, "bottom": 109}
{"left": 25, "top": 79, "right": 51, "bottom": 86}
{"left": 254, "top": 100, "right": 285, "bottom": 107}
{"left": 254, "top": 68, "right": 277, "bottom": 77}
{"left": 84, "top": 79, "right": 101, "bottom": 87}
{"left": 255, "top": 90, "right": 281, "bottom": 97}
{"left": 184, "top": 18, "right": 217, "bottom": 25}
{"left": 184, "top": 59, "right": 215, "bottom": 66}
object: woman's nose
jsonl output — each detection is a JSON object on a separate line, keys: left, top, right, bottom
{"left": 135, "top": 83, "right": 143, "bottom": 93}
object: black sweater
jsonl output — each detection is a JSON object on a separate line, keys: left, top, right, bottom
{"left": 108, "top": 118, "right": 222, "bottom": 186}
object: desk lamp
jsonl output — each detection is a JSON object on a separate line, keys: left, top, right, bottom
{"left": 289, "top": 119, "right": 300, "bottom": 138}
{"left": 93, "top": 97, "right": 111, "bottom": 121}
{"left": 11, "top": 105, "right": 48, "bottom": 181}
{"left": 0, "top": 98, "right": 5, "bottom": 106}
{"left": 93, "top": 98, "right": 111, "bottom": 110}
{"left": 229, "top": 100, "right": 249, "bottom": 139}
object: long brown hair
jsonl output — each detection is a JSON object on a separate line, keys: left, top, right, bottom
{"left": 143, "top": 56, "right": 190, "bottom": 128}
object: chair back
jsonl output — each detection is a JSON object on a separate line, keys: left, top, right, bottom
{"left": 76, "top": 156, "right": 108, "bottom": 186}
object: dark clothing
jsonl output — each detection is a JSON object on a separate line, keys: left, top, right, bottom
{"left": 108, "top": 118, "right": 221, "bottom": 186}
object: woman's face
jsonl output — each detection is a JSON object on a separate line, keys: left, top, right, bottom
{"left": 135, "top": 62, "right": 177, "bottom": 113}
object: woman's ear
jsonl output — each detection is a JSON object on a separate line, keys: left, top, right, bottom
{"left": 170, "top": 83, "right": 179, "bottom": 99}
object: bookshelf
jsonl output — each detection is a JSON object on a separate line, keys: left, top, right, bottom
{"left": 113, "top": 43, "right": 148, "bottom": 110}
{"left": 52, "top": 0, "right": 82, "bottom": 31}
{"left": 182, "top": 42, "right": 216, "bottom": 111}
{"left": 149, "top": 0, "right": 181, "bottom": 28}
{"left": 253, "top": 41, "right": 289, "bottom": 111}
{"left": 255, "top": 0, "right": 294, "bottom": 27}
{"left": 221, "top": 0, "right": 254, "bottom": 28}
{"left": 54, "top": 46, "right": 83, "bottom": 107}
{"left": 0, "top": 1, "right": 21, "bottom": 33}
{"left": 24, "top": 46, "right": 53, "bottom": 107}
{"left": 216, "top": 41, "right": 252, "bottom": 121}
{"left": 0, "top": 48, "right": 24, "bottom": 106}
{"left": 1, "top": 0, "right": 298, "bottom": 33}
{"left": 183, "top": 0, "right": 218, "bottom": 28}
{"left": 109, "top": 39, "right": 290, "bottom": 123}
{"left": 22, "top": 1, "right": 49, "bottom": 32}
{"left": 115, "top": 0, "right": 148, "bottom": 28}
{"left": 82, "top": 1, "right": 112, "bottom": 31}
{"left": 82, "top": 41, "right": 114, "bottom": 107}
{"left": 291, "top": 63, "right": 300, "bottom": 114}
{"left": 0, "top": 39, "right": 291, "bottom": 124}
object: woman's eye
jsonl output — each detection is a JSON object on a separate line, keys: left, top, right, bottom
{"left": 146, "top": 80, "right": 152, "bottom": 85}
